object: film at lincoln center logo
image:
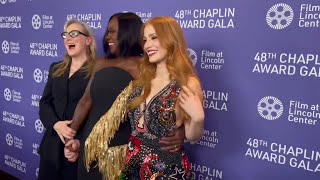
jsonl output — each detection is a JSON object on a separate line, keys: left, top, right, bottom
{"left": 6, "top": 133, "right": 13, "bottom": 146}
{"left": 32, "top": 14, "right": 42, "bottom": 30}
{"left": 266, "top": 3, "right": 294, "bottom": 30}
{"left": 4, "top": 88, "right": 12, "bottom": 101}
{"left": 187, "top": 48, "right": 197, "bottom": 66}
{"left": 2, "top": 40, "right": 10, "bottom": 54}
{"left": 257, "top": 96, "right": 283, "bottom": 120}
{"left": 0, "top": 0, "right": 7, "bottom": 5}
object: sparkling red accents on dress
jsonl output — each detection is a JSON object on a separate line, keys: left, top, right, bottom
{"left": 182, "top": 152, "right": 191, "bottom": 175}
{"left": 158, "top": 85, "right": 178, "bottom": 125}
{"left": 126, "top": 136, "right": 141, "bottom": 164}
{"left": 123, "top": 80, "right": 192, "bottom": 179}
{"left": 140, "top": 154, "right": 160, "bottom": 179}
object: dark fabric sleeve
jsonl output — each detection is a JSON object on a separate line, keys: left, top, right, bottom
{"left": 69, "top": 76, "right": 93, "bottom": 132}
{"left": 39, "top": 62, "right": 61, "bottom": 135}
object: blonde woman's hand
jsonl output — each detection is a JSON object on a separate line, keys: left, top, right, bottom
{"left": 53, "top": 120, "right": 76, "bottom": 144}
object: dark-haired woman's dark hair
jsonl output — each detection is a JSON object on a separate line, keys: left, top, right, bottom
{"left": 103, "top": 12, "right": 143, "bottom": 58}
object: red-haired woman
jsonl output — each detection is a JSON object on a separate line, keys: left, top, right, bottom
{"left": 85, "top": 16, "right": 205, "bottom": 179}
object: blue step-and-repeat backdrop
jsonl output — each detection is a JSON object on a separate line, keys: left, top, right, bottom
{"left": 0, "top": 0, "right": 319, "bottom": 179}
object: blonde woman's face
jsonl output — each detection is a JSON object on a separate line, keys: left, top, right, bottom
{"left": 63, "top": 23, "right": 90, "bottom": 58}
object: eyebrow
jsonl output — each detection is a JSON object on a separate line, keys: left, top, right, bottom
{"left": 108, "top": 26, "right": 117, "bottom": 29}
{"left": 143, "top": 33, "right": 156, "bottom": 39}
{"left": 68, "top": 29, "right": 79, "bottom": 31}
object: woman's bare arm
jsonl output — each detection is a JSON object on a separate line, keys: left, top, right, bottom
{"left": 178, "top": 77, "right": 205, "bottom": 143}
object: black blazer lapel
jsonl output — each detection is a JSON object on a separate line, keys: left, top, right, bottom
{"left": 52, "top": 65, "right": 69, "bottom": 120}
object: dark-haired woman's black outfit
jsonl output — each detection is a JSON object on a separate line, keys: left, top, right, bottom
{"left": 77, "top": 67, "right": 133, "bottom": 180}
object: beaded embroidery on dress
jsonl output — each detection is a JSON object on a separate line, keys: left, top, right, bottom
{"left": 121, "top": 80, "right": 192, "bottom": 180}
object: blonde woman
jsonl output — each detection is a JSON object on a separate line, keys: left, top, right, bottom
{"left": 38, "top": 19, "right": 96, "bottom": 180}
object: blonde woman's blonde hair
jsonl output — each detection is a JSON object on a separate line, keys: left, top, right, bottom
{"left": 53, "top": 19, "right": 97, "bottom": 78}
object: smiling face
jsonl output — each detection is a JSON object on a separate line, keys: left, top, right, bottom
{"left": 105, "top": 17, "right": 119, "bottom": 56}
{"left": 143, "top": 24, "right": 168, "bottom": 65}
{"left": 63, "top": 23, "right": 90, "bottom": 58}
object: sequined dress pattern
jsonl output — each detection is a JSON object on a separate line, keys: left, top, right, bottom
{"left": 121, "top": 80, "right": 191, "bottom": 180}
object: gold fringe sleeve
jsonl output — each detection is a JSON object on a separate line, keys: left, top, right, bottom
{"left": 84, "top": 82, "right": 133, "bottom": 180}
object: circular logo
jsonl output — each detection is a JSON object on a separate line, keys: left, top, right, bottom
{"left": 187, "top": 48, "right": 197, "bottom": 66}
{"left": 266, "top": 3, "right": 294, "bottom": 30}
{"left": 258, "top": 96, "right": 283, "bottom": 120}
{"left": 0, "top": 0, "right": 7, "bottom": 5}
{"left": 32, "top": 14, "right": 41, "bottom": 30}
{"left": 35, "top": 119, "right": 44, "bottom": 133}
{"left": 33, "top": 68, "right": 43, "bottom": 83}
{"left": 4, "top": 88, "right": 11, "bottom": 101}
{"left": 6, "top": 133, "right": 13, "bottom": 146}
{"left": 2, "top": 40, "right": 10, "bottom": 54}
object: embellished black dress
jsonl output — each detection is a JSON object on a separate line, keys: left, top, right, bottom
{"left": 122, "top": 80, "right": 192, "bottom": 180}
